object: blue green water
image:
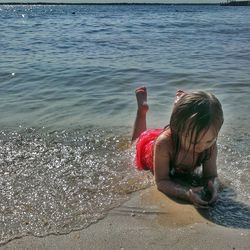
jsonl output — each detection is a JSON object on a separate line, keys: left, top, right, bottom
{"left": 0, "top": 4, "right": 249, "bottom": 245}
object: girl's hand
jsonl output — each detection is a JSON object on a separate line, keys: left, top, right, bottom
{"left": 207, "top": 180, "right": 218, "bottom": 205}
{"left": 188, "top": 187, "right": 209, "bottom": 209}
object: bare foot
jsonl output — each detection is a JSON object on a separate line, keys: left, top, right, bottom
{"left": 174, "top": 89, "right": 186, "bottom": 104}
{"left": 135, "top": 86, "right": 149, "bottom": 115}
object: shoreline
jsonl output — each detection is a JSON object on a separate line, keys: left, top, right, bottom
{"left": 0, "top": 3, "right": 220, "bottom": 6}
{"left": 1, "top": 186, "right": 250, "bottom": 249}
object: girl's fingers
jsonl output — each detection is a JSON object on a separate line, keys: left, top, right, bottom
{"left": 191, "top": 186, "right": 204, "bottom": 193}
{"left": 193, "top": 198, "right": 210, "bottom": 209}
{"left": 196, "top": 197, "right": 209, "bottom": 206}
{"left": 208, "top": 193, "right": 218, "bottom": 204}
{"left": 194, "top": 204, "right": 210, "bottom": 209}
{"left": 208, "top": 180, "right": 213, "bottom": 187}
{"left": 207, "top": 180, "right": 215, "bottom": 192}
{"left": 189, "top": 190, "right": 208, "bottom": 206}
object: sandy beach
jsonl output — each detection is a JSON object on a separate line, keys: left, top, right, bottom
{"left": 1, "top": 186, "right": 250, "bottom": 250}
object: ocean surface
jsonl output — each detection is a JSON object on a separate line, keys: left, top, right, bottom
{"left": 0, "top": 4, "right": 250, "bottom": 245}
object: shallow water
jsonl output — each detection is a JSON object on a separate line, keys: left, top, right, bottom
{"left": 0, "top": 4, "right": 249, "bottom": 245}
{"left": 204, "top": 131, "right": 250, "bottom": 228}
{"left": 0, "top": 127, "right": 153, "bottom": 245}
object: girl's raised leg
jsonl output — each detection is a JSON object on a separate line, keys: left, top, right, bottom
{"left": 131, "top": 87, "right": 149, "bottom": 143}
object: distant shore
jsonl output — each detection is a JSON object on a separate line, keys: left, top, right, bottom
{"left": 0, "top": 2, "right": 220, "bottom": 6}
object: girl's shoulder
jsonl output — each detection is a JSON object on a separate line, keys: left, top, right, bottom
{"left": 155, "top": 128, "right": 173, "bottom": 152}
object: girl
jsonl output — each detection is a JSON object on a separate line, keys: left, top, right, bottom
{"left": 132, "top": 87, "right": 224, "bottom": 208}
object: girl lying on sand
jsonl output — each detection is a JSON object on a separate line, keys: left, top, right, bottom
{"left": 131, "top": 87, "right": 223, "bottom": 208}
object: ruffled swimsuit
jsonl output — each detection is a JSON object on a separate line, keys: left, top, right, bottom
{"left": 135, "top": 129, "right": 163, "bottom": 171}
{"left": 135, "top": 128, "right": 207, "bottom": 175}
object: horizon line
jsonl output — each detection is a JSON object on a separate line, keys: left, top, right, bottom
{"left": 0, "top": 2, "right": 223, "bottom": 5}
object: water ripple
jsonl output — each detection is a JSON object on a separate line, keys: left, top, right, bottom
{"left": 0, "top": 127, "right": 153, "bottom": 246}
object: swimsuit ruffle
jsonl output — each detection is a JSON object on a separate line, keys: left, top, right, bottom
{"left": 135, "top": 129, "right": 162, "bottom": 171}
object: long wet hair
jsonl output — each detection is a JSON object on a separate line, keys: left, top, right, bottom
{"left": 169, "top": 91, "right": 224, "bottom": 166}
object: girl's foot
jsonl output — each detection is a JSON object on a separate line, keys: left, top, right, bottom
{"left": 175, "top": 90, "right": 186, "bottom": 104}
{"left": 135, "top": 86, "right": 149, "bottom": 115}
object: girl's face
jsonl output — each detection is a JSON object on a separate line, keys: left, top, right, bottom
{"left": 181, "top": 127, "right": 217, "bottom": 153}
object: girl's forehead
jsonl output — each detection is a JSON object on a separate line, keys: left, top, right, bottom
{"left": 194, "top": 128, "right": 217, "bottom": 141}
{"left": 200, "top": 128, "right": 216, "bottom": 139}
{"left": 185, "top": 127, "right": 217, "bottom": 139}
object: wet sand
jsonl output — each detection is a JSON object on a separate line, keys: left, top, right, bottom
{"left": 1, "top": 186, "right": 250, "bottom": 250}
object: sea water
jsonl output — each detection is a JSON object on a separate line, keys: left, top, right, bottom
{"left": 0, "top": 4, "right": 249, "bottom": 245}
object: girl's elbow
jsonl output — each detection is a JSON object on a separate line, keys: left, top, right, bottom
{"left": 156, "top": 182, "right": 162, "bottom": 192}
{"left": 155, "top": 180, "right": 167, "bottom": 192}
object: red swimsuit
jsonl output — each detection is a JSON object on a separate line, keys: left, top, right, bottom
{"left": 135, "top": 128, "right": 207, "bottom": 174}
{"left": 135, "top": 128, "right": 163, "bottom": 171}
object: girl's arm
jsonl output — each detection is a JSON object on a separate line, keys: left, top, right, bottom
{"left": 154, "top": 134, "right": 208, "bottom": 207}
{"left": 202, "top": 142, "right": 220, "bottom": 204}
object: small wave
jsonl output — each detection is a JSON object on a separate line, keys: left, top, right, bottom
{"left": 0, "top": 127, "right": 153, "bottom": 246}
